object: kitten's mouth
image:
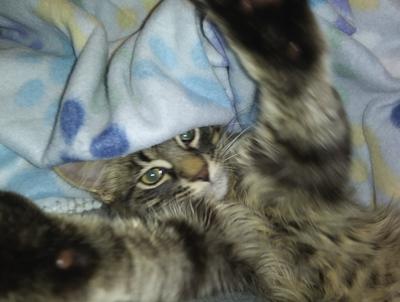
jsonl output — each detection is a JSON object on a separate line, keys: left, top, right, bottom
{"left": 204, "top": 162, "right": 229, "bottom": 200}
{"left": 188, "top": 161, "right": 229, "bottom": 201}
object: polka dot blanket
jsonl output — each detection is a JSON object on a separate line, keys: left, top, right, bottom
{"left": 0, "top": 0, "right": 399, "bottom": 213}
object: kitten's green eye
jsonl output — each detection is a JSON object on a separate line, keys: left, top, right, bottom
{"left": 179, "top": 130, "right": 195, "bottom": 143}
{"left": 140, "top": 167, "right": 165, "bottom": 185}
{"left": 176, "top": 128, "right": 199, "bottom": 149}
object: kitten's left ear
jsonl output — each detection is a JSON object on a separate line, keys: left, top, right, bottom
{"left": 54, "top": 161, "right": 109, "bottom": 197}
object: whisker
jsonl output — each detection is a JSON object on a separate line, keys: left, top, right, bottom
{"left": 222, "top": 153, "right": 240, "bottom": 162}
{"left": 217, "top": 127, "right": 250, "bottom": 161}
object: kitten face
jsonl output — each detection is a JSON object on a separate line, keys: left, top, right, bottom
{"left": 73, "top": 126, "right": 232, "bottom": 215}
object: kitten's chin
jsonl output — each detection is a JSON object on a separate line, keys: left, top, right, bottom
{"left": 192, "top": 162, "right": 229, "bottom": 201}
{"left": 208, "top": 163, "right": 229, "bottom": 200}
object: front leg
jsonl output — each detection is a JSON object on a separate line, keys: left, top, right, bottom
{"left": 0, "top": 192, "right": 301, "bottom": 302}
{"left": 0, "top": 191, "right": 101, "bottom": 301}
{"left": 0, "top": 192, "right": 206, "bottom": 302}
{"left": 194, "top": 0, "right": 351, "bottom": 203}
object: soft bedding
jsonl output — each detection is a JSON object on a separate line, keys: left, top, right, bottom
{"left": 0, "top": 0, "right": 399, "bottom": 212}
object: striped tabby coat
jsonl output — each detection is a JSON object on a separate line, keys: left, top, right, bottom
{"left": 1, "top": 0, "right": 400, "bottom": 301}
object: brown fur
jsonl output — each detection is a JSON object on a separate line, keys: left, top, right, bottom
{"left": 2, "top": 0, "right": 400, "bottom": 301}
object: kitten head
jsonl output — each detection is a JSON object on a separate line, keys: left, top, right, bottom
{"left": 55, "top": 127, "right": 233, "bottom": 216}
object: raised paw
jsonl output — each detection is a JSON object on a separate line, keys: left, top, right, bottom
{"left": 0, "top": 191, "right": 98, "bottom": 298}
{"left": 191, "top": 0, "right": 323, "bottom": 72}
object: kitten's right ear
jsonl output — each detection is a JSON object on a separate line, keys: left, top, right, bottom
{"left": 54, "top": 161, "right": 109, "bottom": 197}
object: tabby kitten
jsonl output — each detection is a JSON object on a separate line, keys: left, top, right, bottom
{"left": 55, "top": 126, "right": 234, "bottom": 216}
{"left": 2, "top": 0, "right": 400, "bottom": 302}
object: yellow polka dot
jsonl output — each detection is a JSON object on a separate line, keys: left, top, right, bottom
{"left": 349, "top": 0, "right": 380, "bottom": 10}
{"left": 351, "top": 125, "right": 366, "bottom": 148}
{"left": 117, "top": 8, "right": 137, "bottom": 29}
{"left": 36, "top": 0, "right": 88, "bottom": 51}
{"left": 142, "top": 0, "right": 160, "bottom": 12}
{"left": 364, "top": 127, "right": 400, "bottom": 199}
{"left": 67, "top": 24, "right": 87, "bottom": 51}
{"left": 351, "top": 158, "right": 368, "bottom": 183}
{"left": 37, "top": 0, "right": 73, "bottom": 27}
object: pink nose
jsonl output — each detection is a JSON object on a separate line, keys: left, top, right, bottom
{"left": 191, "top": 164, "right": 209, "bottom": 182}
{"left": 180, "top": 156, "right": 210, "bottom": 182}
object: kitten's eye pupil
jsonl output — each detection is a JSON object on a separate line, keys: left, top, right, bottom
{"left": 179, "top": 130, "right": 195, "bottom": 143}
{"left": 141, "top": 168, "right": 164, "bottom": 185}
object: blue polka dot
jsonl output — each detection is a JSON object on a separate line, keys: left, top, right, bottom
{"left": 15, "top": 79, "right": 44, "bottom": 107}
{"left": 7, "top": 169, "right": 63, "bottom": 200}
{"left": 50, "top": 56, "right": 74, "bottom": 84}
{"left": 132, "top": 60, "right": 164, "bottom": 79}
{"left": 180, "top": 76, "right": 230, "bottom": 107}
{"left": 191, "top": 42, "right": 209, "bottom": 69}
{"left": 90, "top": 124, "right": 129, "bottom": 158}
{"left": 390, "top": 103, "right": 400, "bottom": 128}
{"left": 60, "top": 99, "right": 85, "bottom": 144}
{"left": 149, "top": 37, "right": 177, "bottom": 69}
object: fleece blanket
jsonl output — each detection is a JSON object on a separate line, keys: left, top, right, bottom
{"left": 0, "top": 0, "right": 399, "bottom": 213}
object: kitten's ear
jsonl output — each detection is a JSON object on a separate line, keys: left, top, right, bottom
{"left": 54, "top": 161, "right": 109, "bottom": 194}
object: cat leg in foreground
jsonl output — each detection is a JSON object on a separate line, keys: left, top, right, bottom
{"left": 195, "top": 0, "right": 351, "bottom": 203}
{"left": 0, "top": 191, "right": 100, "bottom": 301}
{"left": 0, "top": 191, "right": 276, "bottom": 301}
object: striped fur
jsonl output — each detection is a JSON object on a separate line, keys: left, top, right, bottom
{"left": 2, "top": 0, "right": 400, "bottom": 301}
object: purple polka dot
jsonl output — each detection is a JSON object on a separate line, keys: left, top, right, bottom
{"left": 391, "top": 103, "right": 400, "bottom": 128}
{"left": 90, "top": 124, "right": 129, "bottom": 158}
{"left": 60, "top": 99, "right": 85, "bottom": 144}
{"left": 335, "top": 16, "right": 356, "bottom": 35}
{"left": 0, "top": 21, "right": 43, "bottom": 50}
{"left": 13, "top": 24, "right": 29, "bottom": 38}
{"left": 29, "top": 39, "right": 43, "bottom": 50}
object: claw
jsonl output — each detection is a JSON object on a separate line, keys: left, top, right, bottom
{"left": 287, "top": 41, "right": 302, "bottom": 62}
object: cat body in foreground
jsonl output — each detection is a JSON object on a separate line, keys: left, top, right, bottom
{"left": 2, "top": 0, "right": 400, "bottom": 301}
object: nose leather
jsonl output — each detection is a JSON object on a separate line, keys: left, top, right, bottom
{"left": 192, "top": 164, "right": 209, "bottom": 182}
{"left": 179, "top": 155, "right": 209, "bottom": 182}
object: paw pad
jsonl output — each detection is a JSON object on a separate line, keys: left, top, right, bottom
{"left": 56, "top": 249, "right": 78, "bottom": 270}
{"left": 55, "top": 248, "right": 90, "bottom": 270}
